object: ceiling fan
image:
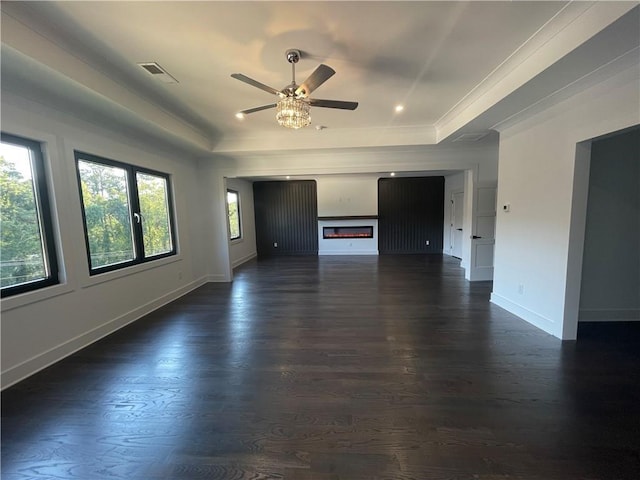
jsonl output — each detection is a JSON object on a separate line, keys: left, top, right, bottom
{"left": 231, "top": 49, "right": 358, "bottom": 129}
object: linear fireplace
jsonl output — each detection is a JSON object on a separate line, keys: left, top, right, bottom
{"left": 323, "top": 226, "right": 374, "bottom": 239}
{"left": 318, "top": 217, "right": 378, "bottom": 255}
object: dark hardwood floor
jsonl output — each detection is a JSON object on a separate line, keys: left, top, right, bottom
{"left": 2, "top": 255, "right": 639, "bottom": 479}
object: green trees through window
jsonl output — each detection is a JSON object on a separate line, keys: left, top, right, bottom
{"left": 0, "top": 136, "right": 177, "bottom": 294}
{"left": 76, "top": 152, "right": 175, "bottom": 274}
{"left": 1, "top": 133, "right": 58, "bottom": 296}
{"left": 78, "top": 160, "right": 135, "bottom": 268}
{"left": 137, "top": 172, "right": 173, "bottom": 258}
{"left": 227, "top": 190, "right": 241, "bottom": 240}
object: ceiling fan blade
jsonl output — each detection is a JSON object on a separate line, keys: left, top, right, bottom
{"left": 231, "top": 73, "right": 282, "bottom": 96}
{"left": 308, "top": 99, "right": 358, "bottom": 110}
{"left": 295, "top": 64, "right": 335, "bottom": 97}
{"left": 239, "top": 104, "right": 277, "bottom": 115}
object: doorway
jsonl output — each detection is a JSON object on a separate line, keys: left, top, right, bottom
{"left": 578, "top": 126, "right": 639, "bottom": 327}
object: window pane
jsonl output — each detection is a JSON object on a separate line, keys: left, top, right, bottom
{"left": 78, "top": 160, "right": 135, "bottom": 269}
{"left": 0, "top": 142, "right": 48, "bottom": 288}
{"left": 227, "top": 190, "right": 240, "bottom": 240}
{"left": 137, "top": 172, "right": 173, "bottom": 257}
{"left": 75, "top": 151, "right": 176, "bottom": 275}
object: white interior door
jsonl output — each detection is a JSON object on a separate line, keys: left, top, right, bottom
{"left": 470, "top": 186, "right": 496, "bottom": 280}
{"left": 451, "top": 191, "right": 464, "bottom": 259}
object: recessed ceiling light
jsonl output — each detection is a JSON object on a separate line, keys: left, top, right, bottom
{"left": 286, "top": 176, "right": 291, "bottom": 180}
{"left": 390, "top": 172, "right": 396, "bottom": 177}
{"left": 394, "top": 105, "right": 404, "bottom": 113}
{"left": 235, "top": 112, "right": 245, "bottom": 120}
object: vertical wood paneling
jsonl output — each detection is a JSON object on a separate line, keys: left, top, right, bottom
{"left": 378, "top": 177, "right": 445, "bottom": 254}
{"left": 253, "top": 180, "right": 318, "bottom": 256}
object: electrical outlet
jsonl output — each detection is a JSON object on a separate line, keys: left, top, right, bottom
{"left": 273, "top": 242, "right": 278, "bottom": 248}
{"left": 425, "top": 240, "right": 430, "bottom": 246}
{"left": 518, "top": 283, "right": 524, "bottom": 295}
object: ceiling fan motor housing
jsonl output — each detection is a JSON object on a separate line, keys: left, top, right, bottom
{"left": 286, "top": 49, "right": 301, "bottom": 64}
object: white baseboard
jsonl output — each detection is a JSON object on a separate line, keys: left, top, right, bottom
{"left": 231, "top": 252, "right": 257, "bottom": 268}
{"left": 579, "top": 308, "right": 640, "bottom": 322}
{"left": 206, "top": 273, "right": 231, "bottom": 282}
{"left": 490, "top": 292, "right": 559, "bottom": 338}
{"left": 467, "top": 267, "right": 494, "bottom": 281}
{"left": 319, "top": 250, "right": 379, "bottom": 255}
{"left": 1, "top": 277, "right": 207, "bottom": 390}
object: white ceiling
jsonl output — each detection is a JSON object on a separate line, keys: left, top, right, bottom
{"left": 1, "top": 1, "right": 638, "bottom": 155}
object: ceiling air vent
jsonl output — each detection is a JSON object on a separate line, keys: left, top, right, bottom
{"left": 452, "top": 132, "right": 488, "bottom": 142}
{"left": 138, "top": 62, "right": 178, "bottom": 84}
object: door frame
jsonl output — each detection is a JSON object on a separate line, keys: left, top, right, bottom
{"left": 450, "top": 190, "right": 464, "bottom": 259}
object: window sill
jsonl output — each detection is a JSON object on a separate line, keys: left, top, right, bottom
{"left": 1, "top": 255, "right": 183, "bottom": 312}
{"left": 81, "top": 255, "right": 183, "bottom": 289}
{"left": 1, "top": 281, "right": 75, "bottom": 313}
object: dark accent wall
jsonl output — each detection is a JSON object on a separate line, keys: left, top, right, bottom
{"left": 378, "top": 177, "right": 445, "bottom": 254}
{"left": 253, "top": 180, "right": 318, "bottom": 256}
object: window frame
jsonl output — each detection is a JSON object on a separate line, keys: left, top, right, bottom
{"left": 74, "top": 150, "right": 177, "bottom": 276}
{"left": 1, "top": 132, "right": 59, "bottom": 298}
{"left": 226, "top": 188, "right": 242, "bottom": 241}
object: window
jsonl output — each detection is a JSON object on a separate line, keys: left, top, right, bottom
{"left": 1, "top": 133, "right": 59, "bottom": 297}
{"left": 227, "top": 189, "right": 241, "bottom": 241}
{"left": 75, "top": 151, "right": 176, "bottom": 275}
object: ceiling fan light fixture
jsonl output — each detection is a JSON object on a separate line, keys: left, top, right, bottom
{"left": 276, "top": 97, "right": 311, "bottom": 129}
{"left": 232, "top": 48, "right": 355, "bottom": 128}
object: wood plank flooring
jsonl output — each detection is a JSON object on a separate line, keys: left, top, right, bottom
{"left": 2, "top": 255, "right": 639, "bottom": 479}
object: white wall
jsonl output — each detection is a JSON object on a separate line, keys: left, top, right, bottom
{"left": 0, "top": 93, "right": 208, "bottom": 389}
{"left": 229, "top": 140, "right": 498, "bottom": 181}
{"left": 316, "top": 175, "right": 380, "bottom": 255}
{"left": 195, "top": 158, "right": 233, "bottom": 282}
{"left": 579, "top": 128, "right": 640, "bottom": 322}
{"left": 227, "top": 140, "right": 499, "bottom": 265}
{"left": 226, "top": 177, "right": 257, "bottom": 268}
{"left": 316, "top": 175, "right": 379, "bottom": 217}
{"left": 491, "top": 65, "right": 640, "bottom": 339}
